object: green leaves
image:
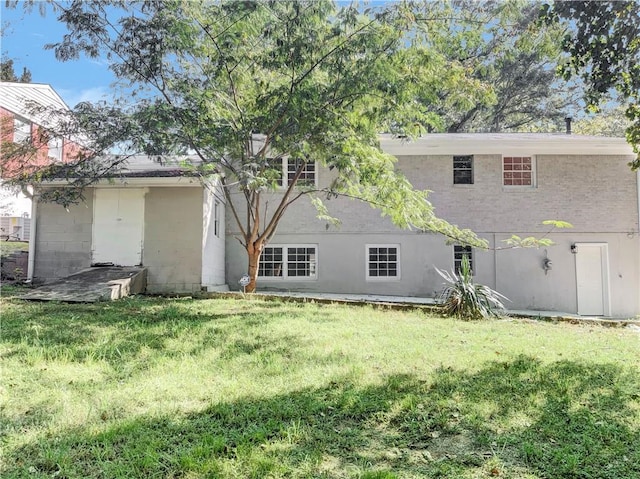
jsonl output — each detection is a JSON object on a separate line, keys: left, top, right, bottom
{"left": 543, "top": 0, "right": 640, "bottom": 165}
{"left": 501, "top": 220, "right": 573, "bottom": 249}
{"left": 436, "top": 255, "right": 509, "bottom": 320}
{"left": 6, "top": 0, "right": 512, "bottom": 285}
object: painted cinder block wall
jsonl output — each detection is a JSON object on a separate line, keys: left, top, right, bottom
{"left": 33, "top": 192, "right": 93, "bottom": 281}
{"left": 143, "top": 187, "right": 204, "bottom": 293}
{"left": 202, "top": 184, "right": 227, "bottom": 290}
{"left": 33, "top": 186, "right": 208, "bottom": 293}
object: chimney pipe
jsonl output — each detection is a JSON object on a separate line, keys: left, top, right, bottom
{"left": 565, "top": 117, "right": 572, "bottom": 135}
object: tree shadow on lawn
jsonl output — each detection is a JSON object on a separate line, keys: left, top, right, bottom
{"left": 8, "top": 356, "right": 639, "bottom": 479}
{"left": 1, "top": 298, "right": 336, "bottom": 366}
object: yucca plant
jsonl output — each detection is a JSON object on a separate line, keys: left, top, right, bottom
{"left": 436, "top": 255, "right": 508, "bottom": 320}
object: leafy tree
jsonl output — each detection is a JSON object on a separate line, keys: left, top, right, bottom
{"left": 542, "top": 0, "right": 640, "bottom": 167}
{"left": 6, "top": 0, "right": 493, "bottom": 292}
{"left": 410, "top": 0, "right": 579, "bottom": 133}
{"left": 0, "top": 58, "right": 32, "bottom": 82}
{"left": 573, "top": 105, "right": 631, "bottom": 137}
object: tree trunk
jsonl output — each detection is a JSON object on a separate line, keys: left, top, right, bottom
{"left": 245, "top": 240, "right": 263, "bottom": 293}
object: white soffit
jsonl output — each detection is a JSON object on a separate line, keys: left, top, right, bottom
{"left": 380, "top": 133, "right": 635, "bottom": 157}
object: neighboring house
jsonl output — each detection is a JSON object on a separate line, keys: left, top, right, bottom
{"left": 0, "top": 82, "right": 83, "bottom": 216}
{"left": 0, "top": 215, "right": 31, "bottom": 241}
{"left": 30, "top": 134, "right": 640, "bottom": 318}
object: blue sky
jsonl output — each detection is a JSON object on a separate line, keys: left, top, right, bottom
{"left": 1, "top": 2, "right": 116, "bottom": 107}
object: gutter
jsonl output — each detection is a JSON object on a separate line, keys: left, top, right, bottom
{"left": 39, "top": 177, "right": 200, "bottom": 188}
{"left": 27, "top": 193, "right": 37, "bottom": 282}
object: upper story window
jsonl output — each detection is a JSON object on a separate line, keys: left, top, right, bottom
{"left": 503, "top": 156, "right": 535, "bottom": 187}
{"left": 287, "top": 158, "right": 316, "bottom": 187}
{"left": 454, "top": 245, "right": 473, "bottom": 274}
{"left": 266, "top": 157, "right": 317, "bottom": 188}
{"left": 258, "top": 244, "right": 317, "bottom": 279}
{"left": 47, "top": 136, "right": 63, "bottom": 162}
{"left": 453, "top": 155, "right": 473, "bottom": 184}
{"left": 366, "top": 244, "right": 400, "bottom": 280}
{"left": 13, "top": 116, "right": 31, "bottom": 143}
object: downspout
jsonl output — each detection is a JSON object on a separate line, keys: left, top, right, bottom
{"left": 637, "top": 169, "right": 640, "bottom": 314}
{"left": 637, "top": 169, "right": 640, "bottom": 235}
{"left": 493, "top": 233, "right": 498, "bottom": 291}
{"left": 27, "top": 191, "right": 37, "bottom": 282}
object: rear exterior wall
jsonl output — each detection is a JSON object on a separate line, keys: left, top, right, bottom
{"left": 225, "top": 153, "right": 640, "bottom": 317}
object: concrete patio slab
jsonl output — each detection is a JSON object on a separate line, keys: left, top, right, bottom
{"left": 21, "top": 266, "right": 147, "bottom": 302}
{"left": 203, "top": 290, "right": 640, "bottom": 327}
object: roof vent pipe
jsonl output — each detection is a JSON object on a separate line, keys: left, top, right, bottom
{"left": 565, "top": 117, "right": 572, "bottom": 135}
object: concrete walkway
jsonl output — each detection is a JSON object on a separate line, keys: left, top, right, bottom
{"left": 21, "top": 266, "right": 147, "bottom": 302}
{"left": 212, "top": 290, "right": 640, "bottom": 327}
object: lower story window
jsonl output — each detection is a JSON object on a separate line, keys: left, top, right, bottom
{"left": 259, "top": 245, "right": 317, "bottom": 279}
{"left": 454, "top": 245, "right": 473, "bottom": 274}
{"left": 367, "top": 244, "right": 400, "bottom": 280}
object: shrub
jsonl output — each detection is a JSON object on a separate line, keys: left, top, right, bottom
{"left": 436, "top": 255, "right": 508, "bottom": 319}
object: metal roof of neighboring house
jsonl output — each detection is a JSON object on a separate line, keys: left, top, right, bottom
{"left": 0, "top": 82, "right": 70, "bottom": 127}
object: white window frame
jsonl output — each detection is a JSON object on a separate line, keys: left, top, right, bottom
{"left": 267, "top": 157, "right": 317, "bottom": 188}
{"left": 453, "top": 155, "right": 474, "bottom": 185}
{"left": 502, "top": 155, "right": 536, "bottom": 188}
{"left": 258, "top": 244, "right": 318, "bottom": 280}
{"left": 13, "top": 116, "right": 31, "bottom": 143}
{"left": 286, "top": 158, "right": 316, "bottom": 187}
{"left": 366, "top": 244, "right": 401, "bottom": 281}
{"left": 47, "top": 136, "right": 64, "bottom": 162}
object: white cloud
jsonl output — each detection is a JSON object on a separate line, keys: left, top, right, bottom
{"left": 59, "top": 86, "right": 112, "bottom": 108}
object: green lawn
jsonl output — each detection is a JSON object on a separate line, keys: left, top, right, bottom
{"left": 1, "top": 293, "right": 638, "bottom": 478}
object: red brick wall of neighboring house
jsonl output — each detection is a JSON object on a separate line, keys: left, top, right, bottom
{"left": 1, "top": 106, "right": 84, "bottom": 179}
{"left": 0, "top": 108, "right": 14, "bottom": 144}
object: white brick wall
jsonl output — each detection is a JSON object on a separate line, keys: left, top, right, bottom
{"left": 226, "top": 154, "right": 639, "bottom": 236}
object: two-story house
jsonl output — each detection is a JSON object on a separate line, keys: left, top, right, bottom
{"left": 28, "top": 133, "right": 640, "bottom": 317}
{"left": 225, "top": 134, "right": 639, "bottom": 317}
{"left": 1, "top": 81, "right": 84, "bottom": 217}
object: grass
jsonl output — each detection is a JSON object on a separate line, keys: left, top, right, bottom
{"left": 0, "top": 241, "right": 29, "bottom": 258}
{"left": 1, "top": 291, "right": 639, "bottom": 478}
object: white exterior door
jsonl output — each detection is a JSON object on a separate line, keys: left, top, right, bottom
{"left": 575, "top": 243, "right": 610, "bottom": 316}
{"left": 92, "top": 188, "right": 145, "bottom": 266}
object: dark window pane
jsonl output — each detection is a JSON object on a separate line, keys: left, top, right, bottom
{"left": 453, "top": 155, "right": 473, "bottom": 184}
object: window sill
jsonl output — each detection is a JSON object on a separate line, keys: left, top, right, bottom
{"left": 502, "top": 185, "right": 538, "bottom": 191}
{"left": 258, "top": 277, "right": 318, "bottom": 281}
